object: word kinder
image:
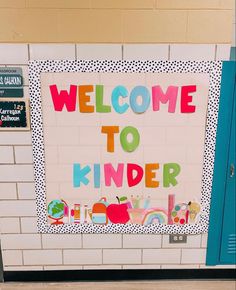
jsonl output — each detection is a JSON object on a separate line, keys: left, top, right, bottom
{"left": 73, "top": 162, "right": 181, "bottom": 188}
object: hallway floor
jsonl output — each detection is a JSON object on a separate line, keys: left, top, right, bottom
{"left": 0, "top": 281, "right": 235, "bottom": 290}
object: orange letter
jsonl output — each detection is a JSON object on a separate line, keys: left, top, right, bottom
{"left": 79, "top": 85, "right": 94, "bottom": 113}
{"left": 101, "top": 126, "right": 119, "bottom": 152}
{"left": 145, "top": 163, "right": 159, "bottom": 188}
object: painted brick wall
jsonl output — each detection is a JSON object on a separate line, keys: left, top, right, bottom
{"left": 0, "top": 43, "right": 235, "bottom": 271}
{"left": 0, "top": 0, "right": 234, "bottom": 43}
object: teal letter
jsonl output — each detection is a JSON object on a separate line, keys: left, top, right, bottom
{"left": 130, "top": 86, "right": 150, "bottom": 113}
{"left": 73, "top": 164, "right": 91, "bottom": 187}
{"left": 111, "top": 85, "right": 129, "bottom": 114}
{"left": 94, "top": 163, "right": 101, "bottom": 188}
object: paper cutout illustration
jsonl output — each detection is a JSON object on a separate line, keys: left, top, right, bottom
{"left": 48, "top": 199, "right": 68, "bottom": 225}
{"left": 92, "top": 197, "right": 109, "bottom": 225}
{"left": 171, "top": 203, "right": 189, "bottom": 225}
{"left": 107, "top": 196, "right": 130, "bottom": 224}
{"left": 48, "top": 195, "right": 201, "bottom": 226}
{"left": 142, "top": 209, "right": 168, "bottom": 225}
{"left": 188, "top": 201, "right": 201, "bottom": 223}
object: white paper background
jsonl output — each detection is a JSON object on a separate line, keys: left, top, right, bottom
{"left": 41, "top": 72, "right": 209, "bottom": 212}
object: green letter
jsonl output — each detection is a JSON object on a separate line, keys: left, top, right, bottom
{"left": 163, "top": 163, "right": 181, "bottom": 187}
{"left": 96, "top": 85, "right": 111, "bottom": 113}
{"left": 120, "top": 126, "right": 140, "bottom": 152}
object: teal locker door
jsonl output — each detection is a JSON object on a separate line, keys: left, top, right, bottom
{"left": 220, "top": 82, "right": 236, "bottom": 264}
{"left": 206, "top": 61, "right": 236, "bottom": 265}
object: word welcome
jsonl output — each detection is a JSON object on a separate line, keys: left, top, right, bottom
{"left": 73, "top": 162, "right": 181, "bottom": 188}
{"left": 50, "top": 84, "right": 197, "bottom": 114}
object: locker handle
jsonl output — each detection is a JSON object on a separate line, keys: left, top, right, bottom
{"left": 230, "top": 164, "right": 235, "bottom": 178}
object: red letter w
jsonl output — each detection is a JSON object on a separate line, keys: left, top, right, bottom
{"left": 49, "top": 85, "right": 77, "bottom": 112}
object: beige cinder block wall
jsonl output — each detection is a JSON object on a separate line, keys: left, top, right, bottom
{"left": 0, "top": 0, "right": 234, "bottom": 43}
{"left": 0, "top": 0, "right": 235, "bottom": 272}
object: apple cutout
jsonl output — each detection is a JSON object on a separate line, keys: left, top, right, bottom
{"left": 107, "top": 196, "right": 130, "bottom": 224}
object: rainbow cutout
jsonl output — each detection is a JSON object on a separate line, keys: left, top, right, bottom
{"left": 142, "top": 208, "right": 168, "bottom": 225}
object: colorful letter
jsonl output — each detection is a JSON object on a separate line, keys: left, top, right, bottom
{"left": 79, "top": 85, "right": 94, "bottom": 113}
{"left": 94, "top": 164, "right": 101, "bottom": 188}
{"left": 120, "top": 126, "right": 140, "bottom": 152}
{"left": 101, "top": 126, "right": 119, "bottom": 152}
{"left": 104, "top": 163, "right": 124, "bottom": 187}
{"left": 163, "top": 163, "right": 181, "bottom": 187}
{"left": 145, "top": 163, "right": 159, "bottom": 188}
{"left": 130, "top": 86, "right": 150, "bottom": 113}
{"left": 111, "top": 86, "right": 129, "bottom": 114}
{"left": 96, "top": 85, "right": 111, "bottom": 113}
{"left": 181, "top": 85, "right": 196, "bottom": 113}
{"left": 152, "top": 86, "right": 178, "bottom": 113}
{"left": 73, "top": 164, "right": 91, "bottom": 187}
{"left": 127, "top": 163, "right": 144, "bottom": 187}
{"left": 50, "top": 84, "right": 77, "bottom": 112}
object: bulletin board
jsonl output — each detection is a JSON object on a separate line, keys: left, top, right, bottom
{"left": 29, "top": 60, "right": 222, "bottom": 234}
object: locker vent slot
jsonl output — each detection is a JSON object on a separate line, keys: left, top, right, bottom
{"left": 227, "top": 234, "right": 236, "bottom": 254}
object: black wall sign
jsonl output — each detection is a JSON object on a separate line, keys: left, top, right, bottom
{"left": 0, "top": 100, "right": 29, "bottom": 129}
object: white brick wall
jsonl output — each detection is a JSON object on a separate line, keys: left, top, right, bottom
{"left": 83, "top": 234, "right": 122, "bottom": 249}
{"left": 0, "top": 200, "right": 36, "bottom": 217}
{"left": 20, "top": 217, "right": 37, "bottom": 233}
{"left": 181, "top": 249, "right": 207, "bottom": 264}
{"left": 14, "top": 146, "right": 33, "bottom": 164}
{"left": 1, "top": 234, "right": 41, "bottom": 249}
{"left": 64, "top": 250, "right": 102, "bottom": 265}
{"left": 0, "top": 44, "right": 28, "bottom": 64}
{"left": 0, "top": 183, "right": 17, "bottom": 200}
{"left": 77, "top": 44, "right": 122, "bottom": 60}
{"left": 42, "top": 234, "right": 82, "bottom": 249}
{"left": 0, "top": 218, "right": 20, "bottom": 233}
{"left": 4, "top": 266, "right": 43, "bottom": 271}
{"left": 29, "top": 44, "right": 76, "bottom": 60}
{"left": 143, "top": 249, "right": 181, "bottom": 264}
{"left": 0, "top": 43, "right": 233, "bottom": 271}
{"left": 0, "top": 132, "right": 32, "bottom": 145}
{"left": 17, "top": 183, "right": 36, "bottom": 200}
{"left": 0, "top": 165, "right": 34, "bottom": 182}
{"left": 123, "top": 44, "right": 169, "bottom": 60}
{"left": 169, "top": 44, "right": 216, "bottom": 60}
{"left": 23, "top": 250, "right": 63, "bottom": 265}
{"left": 123, "top": 234, "right": 162, "bottom": 248}
{"left": 2, "top": 250, "right": 23, "bottom": 266}
{"left": 103, "top": 249, "right": 141, "bottom": 264}
{"left": 0, "top": 146, "right": 14, "bottom": 164}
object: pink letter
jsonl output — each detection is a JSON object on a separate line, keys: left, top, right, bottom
{"left": 104, "top": 163, "right": 124, "bottom": 187}
{"left": 127, "top": 163, "right": 144, "bottom": 187}
{"left": 152, "top": 86, "right": 178, "bottom": 113}
{"left": 181, "top": 85, "right": 196, "bottom": 113}
{"left": 50, "top": 84, "right": 77, "bottom": 112}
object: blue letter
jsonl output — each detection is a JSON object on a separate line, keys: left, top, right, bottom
{"left": 73, "top": 164, "right": 91, "bottom": 187}
{"left": 111, "top": 85, "right": 129, "bottom": 114}
{"left": 94, "top": 164, "right": 101, "bottom": 188}
{"left": 130, "top": 86, "right": 150, "bottom": 113}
